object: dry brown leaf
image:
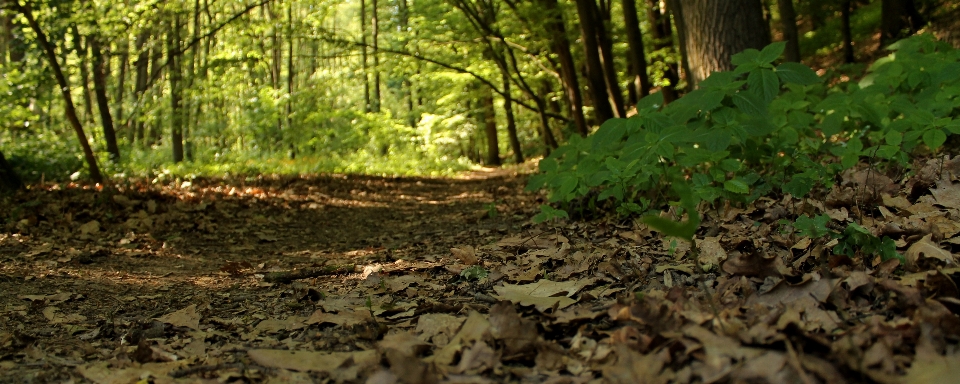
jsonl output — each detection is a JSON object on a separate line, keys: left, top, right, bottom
{"left": 156, "top": 304, "right": 201, "bottom": 330}
{"left": 492, "top": 279, "right": 594, "bottom": 312}
{"left": 488, "top": 302, "right": 537, "bottom": 358}
{"left": 247, "top": 349, "right": 377, "bottom": 373}
{"left": 305, "top": 309, "right": 372, "bottom": 327}
{"left": 905, "top": 234, "right": 955, "bottom": 268}
{"left": 451, "top": 246, "right": 479, "bottom": 265}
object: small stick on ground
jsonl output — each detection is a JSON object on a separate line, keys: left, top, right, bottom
{"left": 262, "top": 264, "right": 357, "bottom": 284}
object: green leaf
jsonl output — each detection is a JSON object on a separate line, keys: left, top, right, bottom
{"left": 723, "top": 179, "right": 750, "bottom": 194}
{"left": 821, "top": 113, "right": 843, "bottom": 137}
{"left": 732, "top": 92, "right": 767, "bottom": 116}
{"left": 776, "top": 62, "right": 821, "bottom": 85}
{"left": 783, "top": 176, "right": 815, "bottom": 198}
{"left": 731, "top": 49, "right": 761, "bottom": 67}
{"left": 758, "top": 41, "right": 786, "bottom": 64}
{"left": 636, "top": 92, "right": 664, "bottom": 115}
{"left": 923, "top": 129, "right": 947, "bottom": 150}
{"left": 532, "top": 205, "right": 569, "bottom": 223}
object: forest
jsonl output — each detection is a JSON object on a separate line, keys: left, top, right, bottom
{"left": 2, "top": 0, "right": 960, "bottom": 382}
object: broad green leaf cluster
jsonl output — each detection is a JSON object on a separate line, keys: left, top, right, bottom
{"left": 529, "top": 34, "right": 960, "bottom": 225}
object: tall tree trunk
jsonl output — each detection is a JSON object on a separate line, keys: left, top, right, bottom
{"left": 71, "top": 26, "right": 96, "bottom": 122}
{"left": 91, "top": 34, "right": 120, "bottom": 162}
{"left": 169, "top": 14, "right": 184, "bottom": 163}
{"left": 360, "top": 0, "right": 370, "bottom": 112}
{"left": 14, "top": 0, "right": 103, "bottom": 183}
{"left": 481, "top": 86, "right": 500, "bottom": 166}
{"left": 592, "top": 0, "right": 625, "bottom": 118}
{"left": 841, "top": 0, "right": 855, "bottom": 63}
{"left": 646, "top": 0, "right": 679, "bottom": 103}
{"left": 0, "top": 150, "right": 22, "bottom": 193}
{"left": 115, "top": 37, "right": 129, "bottom": 133}
{"left": 776, "top": 0, "right": 800, "bottom": 62}
{"left": 540, "top": 0, "right": 588, "bottom": 136}
{"left": 372, "top": 0, "right": 381, "bottom": 112}
{"left": 880, "top": 0, "right": 924, "bottom": 47}
{"left": 538, "top": 79, "right": 559, "bottom": 152}
{"left": 497, "top": 53, "right": 524, "bottom": 164}
{"left": 132, "top": 29, "right": 150, "bottom": 145}
{"left": 622, "top": 0, "right": 652, "bottom": 106}
{"left": 286, "top": 2, "right": 295, "bottom": 158}
{"left": 676, "top": 0, "right": 770, "bottom": 88}
{"left": 574, "top": 0, "right": 615, "bottom": 124}
{"left": 666, "top": 0, "right": 692, "bottom": 92}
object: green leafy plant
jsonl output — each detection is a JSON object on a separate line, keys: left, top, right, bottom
{"left": 460, "top": 265, "right": 489, "bottom": 281}
{"left": 529, "top": 34, "right": 960, "bottom": 223}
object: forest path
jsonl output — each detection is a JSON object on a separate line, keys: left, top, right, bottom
{"left": 0, "top": 170, "right": 538, "bottom": 381}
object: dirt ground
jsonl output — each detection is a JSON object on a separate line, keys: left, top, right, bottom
{"left": 1, "top": 163, "right": 959, "bottom": 383}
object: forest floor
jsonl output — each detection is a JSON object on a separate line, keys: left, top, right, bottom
{"left": 1, "top": 160, "right": 960, "bottom": 383}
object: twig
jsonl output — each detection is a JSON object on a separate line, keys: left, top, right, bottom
{"left": 262, "top": 264, "right": 356, "bottom": 284}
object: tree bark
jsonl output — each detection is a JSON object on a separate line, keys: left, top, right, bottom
{"left": 676, "top": 0, "right": 770, "bottom": 88}
{"left": 91, "top": 34, "right": 120, "bottom": 162}
{"left": 132, "top": 29, "right": 150, "bottom": 145}
{"left": 71, "top": 26, "right": 96, "bottom": 122}
{"left": 498, "top": 52, "right": 524, "bottom": 164}
{"left": 360, "top": 0, "right": 370, "bottom": 112}
{"left": 622, "top": 0, "right": 652, "bottom": 106}
{"left": 841, "top": 0, "right": 855, "bottom": 63}
{"left": 540, "top": 0, "right": 589, "bottom": 136}
{"left": 880, "top": 0, "right": 924, "bottom": 47}
{"left": 776, "top": 0, "right": 800, "bottom": 62}
{"left": 591, "top": 0, "right": 626, "bottom": 118}
{"left": 169, "top": 14, "right": 184, "bottom": 163}
{"left": 14, "top": 0, "right": 103, "bottom": 183}
{"left": 574, "top": 0, "right": 616, "bottom": 123}
{"left": 646, "top": 0, "right": 679, "bottom": 103}
{"left": 372, "top": 0, "right": 381, "bottom": 112}
{"left": 115, "top": 37, "right": 129, "bottom": 133}
{"left": 0, "top": 150, "right": 23, "bottom": 193}
{"left": 481, "top": 87, "right": 500, "bottom": 166}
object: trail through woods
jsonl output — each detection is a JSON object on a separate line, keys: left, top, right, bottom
{"left": 1, "top": 162, "right": 960, "bottom": 383}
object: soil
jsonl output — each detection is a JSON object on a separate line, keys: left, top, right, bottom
{"left": 1, "top": 163, "right": 959, "bottom": 383}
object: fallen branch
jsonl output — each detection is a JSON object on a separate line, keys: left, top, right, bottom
{"left": 262, "top": 264, "right": 357, "bottom": 284}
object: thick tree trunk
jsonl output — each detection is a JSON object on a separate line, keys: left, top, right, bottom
{"left": 841, "top": 0, "right": 855, "bottom": 63}
{"left": 622, "top": 0, "right": 652, "bottom": 106}
{"left": 880, "top": 0, "right": 924, "bottom": 47}
{"left": 0, "top": 150, "right": 23, "bottom": 193}
{"left": 91, "top": 35, "right": 120, "bottom": 162}
{"left": 574, "top": 0, "right": 616, "bottom": 123}
{"left": 776, "top": 0, "right": 800, "bottom": 62}
{"left": 481, "top": 87, "right": 501, "bottom": 166}
{"left": 541, "top": 0, "right": 589, "bottom": 136}
{"left": 646, "top": 0, "right": 679, "bottom": 103}
{"left": 169, "top": 15, "right": 184, "bottom": 163}
{"left": 677, "top": 0, "right": 770, "bottom": 88}
{"left": 15, "top": 1, "right": 103, "bottom": 183}
{"left": 666, "top": 0, "right": 692, "bottom": 92}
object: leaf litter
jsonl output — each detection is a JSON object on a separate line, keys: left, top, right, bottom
{"left": 0, "top": 163, "right": 958, "bottom": 382}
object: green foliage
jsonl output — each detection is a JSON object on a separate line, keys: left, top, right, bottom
{"left": 834, "top": 223, "right": 903, "bottom": 263}
{"left": 529, "top": 34, "right": 960, "bottom": 227}
{"left": 459, "top": 265, "right": 489, "bottom": 281}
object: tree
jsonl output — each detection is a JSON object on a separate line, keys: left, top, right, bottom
{"left": 574, "top": 0, "right": 616, "bottom": 123}
{"left": 169, "top": 14, "right": 184, "bottom": 163}
{"left": 12, "top": 0, "right": 103, "bottom": 183}
{"left": 880, "top": 0, "right": 924, "bottom": 47}
{"left": 645, "top": 0, "right": 679, "bottom": 103}
{"left": 676, "top": 0, "right": 770, "bottom": 87}
{"left": 622, "top": 0, "right": 651, "bottom": 106}
{"left": 91, "top": 33, "right": 120, "bottom": 161}
{"left": 841, "top": 0, "right": 854, "bottom": 63}
{"left": 540, "top": 0, "right": 589, "bottom": 136}
{"left": 776, "top": 0, "right": 800, "bottom": 62}
{"left": 0, "top": 150, "right": 22, "bottom": 193}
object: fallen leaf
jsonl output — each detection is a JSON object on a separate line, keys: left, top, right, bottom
{"left": 156, "top": 304, "right": 201, "bottom": 330}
